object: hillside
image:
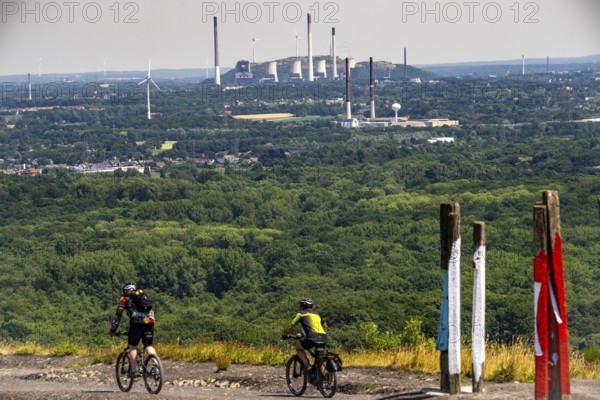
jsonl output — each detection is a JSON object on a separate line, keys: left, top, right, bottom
{"left": 1, "top": 122, "right": 600, "bottom": 351}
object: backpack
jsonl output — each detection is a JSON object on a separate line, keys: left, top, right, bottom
{"left": 130, "top": 289, "right": 152, "bottom": 312}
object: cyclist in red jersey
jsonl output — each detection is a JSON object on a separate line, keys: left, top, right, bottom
{"left": 109, "top": 283, "right": 156, "bottom": 377}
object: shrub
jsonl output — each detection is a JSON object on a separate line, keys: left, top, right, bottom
{"left": 583, "top": 346, "right": 600, "bottom": 364}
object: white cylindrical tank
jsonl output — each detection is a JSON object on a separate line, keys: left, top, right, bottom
{"left": 268, "top": 61, "right": 278, "bottom": 82}
{"left": 317, "top": 60, "right": 327, "bottom": 78}
{"left": 292, "top": 60, "right": 303, "bottom": 79}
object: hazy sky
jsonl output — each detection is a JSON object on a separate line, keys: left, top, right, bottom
{"left": 0, "top": 0, "right": 599, "bottom": 75}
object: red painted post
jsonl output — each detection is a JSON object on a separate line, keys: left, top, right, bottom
{"left": 542, "top": 191, "right": 571, "bottom": 400}
{"left": 533, "top": 204, "right": 549, "bottom": 400}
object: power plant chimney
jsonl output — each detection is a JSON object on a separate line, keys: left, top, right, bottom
{"left": 404, "top": 47, "right": 407, "bottom": 79}
{"left": 345, "top": 57, "right": 351, "bottom": 120}
{"left": 28, "top": 73, "right": 32, "bottom": 101}
{"left": 370, "top": 57, "right": 375, "bottom": 119}
{"left": 213, "top": 16, "right": 221, "bottom": 85}
{"left": 332, "top": 28, "right": 338, "bottom": 79}
{"left": 307, "top": 13, "right": 314, "bottom": 81}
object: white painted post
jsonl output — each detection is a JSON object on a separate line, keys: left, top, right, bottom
{"left": 472, "top": 221, "right": 486, "bottom": 392}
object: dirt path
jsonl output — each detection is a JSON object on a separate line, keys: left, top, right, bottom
{"left": 0, "top": 355, "right": 598, "bottom": 399}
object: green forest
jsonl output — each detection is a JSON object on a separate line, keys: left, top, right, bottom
{"left": 1, "top": 121, "right": 600, "bottom": 351}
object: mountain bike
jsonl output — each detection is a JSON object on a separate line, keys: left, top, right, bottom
{"left": 283, "top": 333, "right": 341, "bottom": 398}
{"left": 114, "top": 332, "right": 164, "bottom": 394}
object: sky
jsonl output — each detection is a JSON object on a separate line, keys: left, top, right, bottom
{"left": 0, "top": 0, "right": 599, "bottom": 75}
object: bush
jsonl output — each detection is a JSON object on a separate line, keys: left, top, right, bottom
{"left": 215, "top": 354, "right": 232, "bottom": 372}
{"left": 400, "top": 318, "right": 427, "bottom": 348}
{"left": 361, "top": 322, "right": 400, "bottom": 352}
{"left": 584, "top": 346, "right": 600, "bottom": 364}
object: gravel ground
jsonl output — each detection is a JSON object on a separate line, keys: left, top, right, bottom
{"left": 0, "top": 354, "right": 598, "bottom": 399}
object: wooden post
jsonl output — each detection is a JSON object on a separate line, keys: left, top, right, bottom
{"left": 534, "top": 204, "right": 549, "bottom": 400}
{"left": 542, "top": 191, "right": 571, "bottom": 400}
{"left": 437, "top": 203, "right": 461, "bottom": 395}
{"left": 472, "top": 221, "right": 485, "bottom": 393}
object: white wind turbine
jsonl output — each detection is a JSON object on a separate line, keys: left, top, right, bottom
{"left": 294, "top": 31, "right": 304, "bottom": 58}
{"left": 250, "top": 34, "right": 260, "bottom": 63}
{"left": 138, "top": 60, "right": 160, "bottom": 120}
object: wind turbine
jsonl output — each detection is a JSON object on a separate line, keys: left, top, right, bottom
{"left": 294, "top": 31, "right": 304, "bottom": 58}
{"left": 250, "top": 34, "right": 260, "bottom": 63}
{"left": 138, "top": 60, "right": 160, "bottom": 120}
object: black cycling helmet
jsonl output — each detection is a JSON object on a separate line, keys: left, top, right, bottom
{"left": 122, "top": 283, "right": 136, "bottom": 295}
{"left": 300, "top": 298, "right": 314, "bottom": 309}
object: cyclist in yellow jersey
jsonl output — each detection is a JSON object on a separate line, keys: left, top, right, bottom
{"left": 283, "top": 298, "right": 328, "bottom": 371}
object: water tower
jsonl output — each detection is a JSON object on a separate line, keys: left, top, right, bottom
{"left": 392, "top": 103, "right": 401, "bottom": 122}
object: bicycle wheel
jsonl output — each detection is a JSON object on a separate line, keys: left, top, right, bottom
{"left": 115, "top": 351, "right": 134, "bottom": 392}
{"left": 285, "top": 355, "right": 307, "bottom": 396}
{"left": 316, "top": 358, "right": 337, "bottom": 398}
{"left": 143, "top": 354, "right": 164, "bottom": 394}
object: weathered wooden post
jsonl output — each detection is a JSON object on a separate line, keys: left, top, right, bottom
{"left": 543, "top": 191, "right": 571, "bottom": 400}
{"left": 533, "top": 204, "right": 549, "bottom": 400}
{"left": 437, "top": 203, "right": 461, "bottom": 395}
{"left": 472, "top": 221, "right": 485, "bottom": 393}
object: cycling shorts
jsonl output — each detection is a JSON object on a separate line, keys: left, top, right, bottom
{"left": 300, "top": 339, "right": 325, "bottom": 350}
{"left": 128, "top": 323, "right": 154, "bottom": 347}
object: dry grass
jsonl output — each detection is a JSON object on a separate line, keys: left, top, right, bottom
{"left": 1, "top": 340, "right": 599, "bottom": 382}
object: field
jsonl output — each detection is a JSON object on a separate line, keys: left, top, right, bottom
{"left": 231, "top": 113, "right": 295, "bottom": 121}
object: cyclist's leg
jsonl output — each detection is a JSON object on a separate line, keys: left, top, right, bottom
{"left": 297, "top": 340, "right": 315, "bottom": 369}
{"left": 128, "top": 324, "right": 144, "bottom": 374}
{"left": 142, "top": 324, "right": 156, "bottom": 357}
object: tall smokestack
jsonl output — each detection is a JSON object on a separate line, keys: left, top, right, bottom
{"left": 404, "top": 47, "right": 407, "bottom": 79}
{"left": 345, "top": 58, "right": 351, "bottom": 120}
{"left": 332, "top": 28, "right": 338, "bottom": 79}
{"left": 213, "top": 16, "right": 221, "bottom": 85}
{"left": 307, "top": 14, "right": 314, "bottom": 82}
{"left": 28, "top": 73, "right": 32, "bottom": 101}
{"left": 522, "top": 54, "right": 525, "bottom": 75}
{"left": 370, "top": 57, "right": 375, "bottom": 119}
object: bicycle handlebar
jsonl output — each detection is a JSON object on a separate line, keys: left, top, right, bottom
{"left": 282, "top": 332, "right": 305, "bottom": 340}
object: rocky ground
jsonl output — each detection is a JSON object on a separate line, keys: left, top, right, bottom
{"left": 0, "top": 354, "right": 598, "bottom": 399}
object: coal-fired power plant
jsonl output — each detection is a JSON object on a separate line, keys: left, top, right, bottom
{"left": 307, "top": 13, "right": 314, "bottom": 82}
{"left": 370, "top": 57, "right": 375, "bottom": 119}
{"left": 213, "top": 16, "right": 221, "bottom": 85}
{"left": 332, "top": 28, "right": 338, "bottom": 79}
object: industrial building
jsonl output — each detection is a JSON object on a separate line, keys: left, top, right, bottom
{"left": 235, "top": 61, "right": 254, "bottom": 84}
